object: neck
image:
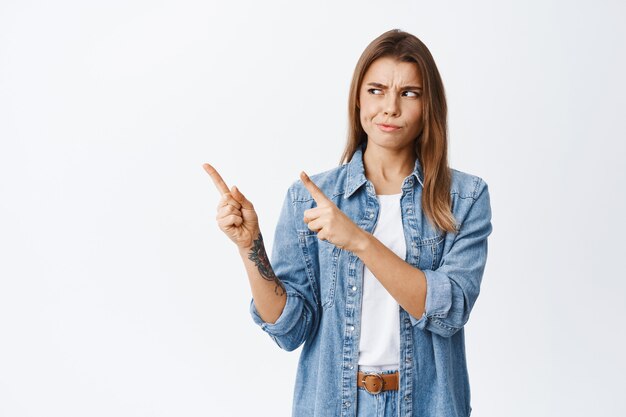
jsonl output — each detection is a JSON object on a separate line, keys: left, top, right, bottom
{"left": 362, "top": 141, "right": 416, "bottom": 182}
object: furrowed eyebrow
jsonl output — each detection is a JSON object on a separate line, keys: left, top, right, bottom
{"left": 366, "top": 82, "right": 423, "bottom": 90}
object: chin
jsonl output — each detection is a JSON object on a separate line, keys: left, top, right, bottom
{"left": 367, "top": 134, "right": 415, "bottom": 150}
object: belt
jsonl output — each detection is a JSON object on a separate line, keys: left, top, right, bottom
{"left": 357, "top": 370, "right": 399, "bottom": 394}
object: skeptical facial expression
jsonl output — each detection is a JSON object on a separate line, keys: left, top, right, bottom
{"left": 358, "top": 56, "right": 424, "bottom": 150}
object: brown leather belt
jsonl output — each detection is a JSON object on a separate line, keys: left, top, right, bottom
{"left": 357, "top": 370, "right": 399, "bottom": 394}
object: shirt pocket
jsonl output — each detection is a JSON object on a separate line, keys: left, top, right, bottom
{"left": 415, "top": 232, "right": 446, "bottom": 271}
{"left": 297, "top": 229, "right": 340, "bottom": 310}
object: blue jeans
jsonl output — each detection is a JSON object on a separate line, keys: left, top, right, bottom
{"left": 356, "top": 369, "right": 399, "bottom": 417}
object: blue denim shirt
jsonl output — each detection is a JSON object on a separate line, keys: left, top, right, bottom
{"left": 250, "top": 142, "right": 492, "bottom": 417}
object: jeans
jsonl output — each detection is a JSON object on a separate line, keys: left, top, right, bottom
{"left": 356, "top": 369, "right": 399, "bottom": 417}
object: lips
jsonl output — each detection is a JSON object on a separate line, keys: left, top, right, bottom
{"left": 377, "top": 123, "right": 401, "bottom": 132}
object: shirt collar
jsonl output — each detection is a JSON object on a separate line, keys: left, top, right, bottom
{"left": 344, "top": 141, "right": 424, "bottom": 199}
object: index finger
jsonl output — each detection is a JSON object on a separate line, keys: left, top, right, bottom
{"left": 203, "top": 163, "right": 230, "bottom": 196}
{"left": 300, "top": 171, "right": 331, "bottom": 205}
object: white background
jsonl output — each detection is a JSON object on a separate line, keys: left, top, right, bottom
{"left": 1, "top": 0, "right": 625, "bottom": 416}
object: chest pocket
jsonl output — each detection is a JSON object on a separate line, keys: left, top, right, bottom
{"left": 297, "top": 230, "right": 340, "bottom": 310}
{"left": 414, "top": 233, "right": 446, "bottom": 271}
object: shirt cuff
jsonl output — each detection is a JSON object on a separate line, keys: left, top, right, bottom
{"left": 408, "top": 269, "right": 453, "bottom": 328}
{"left": 249, "top": 291, "right": 305, "bottom": 336}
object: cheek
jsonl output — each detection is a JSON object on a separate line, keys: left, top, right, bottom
{"left": 359, "top": 110, "right": 368, "bottom": 126}
{"left": 360, "top": 112, "right": 375, "bottom": 134}
{"left": 359, "top": 105, "right": 374, "bottom": 123}
{"left": 405, "top": 107, "right": 423, "bottom": 125}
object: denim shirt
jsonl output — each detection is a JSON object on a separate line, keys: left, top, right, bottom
{"left": 249, "top": 142, "right": 492, "bottom": 417}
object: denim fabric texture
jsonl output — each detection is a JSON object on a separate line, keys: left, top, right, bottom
{"left": 250, "top": 140, "right": 492, "bottom": 417}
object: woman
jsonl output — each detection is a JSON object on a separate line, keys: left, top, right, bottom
{"left": 203, "top": 28, "right": 492, "bottom": 417}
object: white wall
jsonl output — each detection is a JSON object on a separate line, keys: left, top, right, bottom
{"left": 1, "top": 0, "right": 624, "bottom": 416}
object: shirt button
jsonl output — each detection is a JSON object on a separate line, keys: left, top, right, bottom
{"left": 349, "top": 325, "right": 354, "bottom": 331}
{"left": 351, "top": 286, "right": 357, "bottom": 291}
{"left": 368, "top": 212, "right": 374, "bottom": 218}
{"left": 405, "top": 395, "right": 411, "bottom": 402}
{"left": 349, "top": 364, "right": 354, "bottom": 369}
{"left": 407, "top": 208, "right": 412, "bottom": 214}
{"left": 345, "top": 401, "right": 351, "bottom": 407}
{"left": 406, "top": 357, "right": 412, "bottom": 363}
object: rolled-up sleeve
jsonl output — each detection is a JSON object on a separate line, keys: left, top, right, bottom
{"left": 409, "top": 178, "right": 493, "bottom": 337}
{"left": 248, "top": 182, "right": 320, "bottom": 351}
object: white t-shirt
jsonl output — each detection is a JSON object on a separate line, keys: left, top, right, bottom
{"left": 357, "top": 192, "right": 406, "bottom": 373}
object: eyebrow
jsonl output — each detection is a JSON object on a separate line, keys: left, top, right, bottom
{"left": 366, "top": 82, "right": 423, "bottom": 90}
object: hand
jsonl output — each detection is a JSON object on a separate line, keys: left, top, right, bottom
{"left": 203, "top": 163, "right": 260, "bottom": 250}
{"left": 300, "top": 171, "right": 368, "bottom": 253}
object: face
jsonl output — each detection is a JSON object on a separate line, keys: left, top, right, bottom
{"left": 358, "top": 56, "right": 424, "bottom": 152}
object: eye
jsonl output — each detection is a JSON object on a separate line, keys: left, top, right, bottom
{"left": 367, "top": 88, "right": 382, "bottom": 95}
{"left": 403, "top": 91, "right": 421, "bottom": 98}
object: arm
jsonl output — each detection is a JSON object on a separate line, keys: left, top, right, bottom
{"left": 353, "top": 234, "right": 428, "bottom": 320}
{"left": 353, "top": 178, "right": 493, "bottom": 338}
{"left": 239, "top": 231, "right": 287, "bottom": 325}
{"left": 248, "top": 183, "right": 321, "bottom": 351}
{"left": 203, "top": 164, "right": 318, "bottom": 349}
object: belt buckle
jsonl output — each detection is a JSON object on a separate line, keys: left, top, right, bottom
{"left": 361, "top": 371, "right": 385, "bottom": 394}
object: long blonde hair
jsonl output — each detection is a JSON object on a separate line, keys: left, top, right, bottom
{"left": 339, "top": 28, "right": 457, "bottom": 234}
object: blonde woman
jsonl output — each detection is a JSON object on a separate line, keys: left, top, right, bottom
{"left": 204, "top": 28, "right": 492, "bottom": 417}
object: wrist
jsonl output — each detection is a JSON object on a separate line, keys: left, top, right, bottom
{"left": 238, "top": 228, "right": 262, "bottom": 254}
{"left": 351, "top": 229, "right": 372, "bottom": 256}
{"left": 238, "top": 244, "right": 253, "bottom": 255}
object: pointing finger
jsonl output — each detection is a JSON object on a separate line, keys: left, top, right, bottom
{"left": 203, "top": 163, "right": 230, "bottom": 196}
{"left": 300, "top": 171, "right": 332, "bottom": 205}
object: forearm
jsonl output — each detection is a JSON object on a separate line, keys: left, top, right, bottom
{"left": 239, "top": 230, "right": 287, "bottom": 324}
{"left": 352, "top": 231, "right": 427, "bottom": 318}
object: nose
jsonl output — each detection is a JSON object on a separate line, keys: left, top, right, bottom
{"left": 383, "top": 94, "right": 400, "bottom": 116}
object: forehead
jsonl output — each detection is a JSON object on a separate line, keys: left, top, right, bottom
{"left": 363, "top": 56, "right": 422, "bottom": 84}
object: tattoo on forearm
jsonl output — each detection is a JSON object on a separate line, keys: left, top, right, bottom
{"left": 248, "top": 232, "right": 286, "bottom": 296}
